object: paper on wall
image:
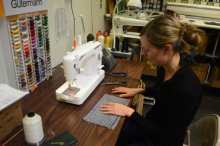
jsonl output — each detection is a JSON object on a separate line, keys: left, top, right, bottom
{"left": 55, "top": 7, "right": 69, "bottom": 41}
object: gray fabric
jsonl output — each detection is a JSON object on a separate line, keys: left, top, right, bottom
{"left": 83, "top": 94, "right": 130, "bottom": 129}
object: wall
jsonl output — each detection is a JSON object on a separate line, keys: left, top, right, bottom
{"left": 0, "top": 36, "right": 8, "bottom": 84}
{"left": 91, "top": 0, "right": 109, "bottom": 36}
{"left": 0, "top": 17, "right": 17, "bottom": 88}
{"left": 48, "top": 0, "right": 108, "bottom": 68}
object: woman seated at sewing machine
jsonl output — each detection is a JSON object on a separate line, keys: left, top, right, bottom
{"left": 100, "top": 14, "right": 207, "bottom": 146}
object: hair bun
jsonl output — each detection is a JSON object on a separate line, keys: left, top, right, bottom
{"left": 180, "top": 23, "right": 206, "bottom": 52}
{"left": 181, "top": 23, "right": 189, "bottom": 36}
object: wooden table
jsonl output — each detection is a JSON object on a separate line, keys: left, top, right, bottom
{"left": 4, "top": 58, "right": 145, "bottom": 146}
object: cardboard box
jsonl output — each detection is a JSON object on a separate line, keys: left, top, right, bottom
{"left": 0, "top": 101, "right": 23, "bottom": 141}
{"left": 210, "top": 66, "right": 220, "bottom": 88}
{"left": 190, "top": 63, "right": 209, "bottom": 83}
{"left": 142, "top": 56, "right": 157, "bottom": 76}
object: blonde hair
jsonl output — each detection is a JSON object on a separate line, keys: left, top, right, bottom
{"left": 140, "top": 14, "right": 207, "bottom": 53}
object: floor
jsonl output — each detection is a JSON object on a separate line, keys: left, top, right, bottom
{"left": 141, "top": 75, "right": 220, "bottom": 146}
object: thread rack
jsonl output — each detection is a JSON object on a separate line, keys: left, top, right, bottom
{"left": 7, "top": 11, "right": 52, "bottom": 92}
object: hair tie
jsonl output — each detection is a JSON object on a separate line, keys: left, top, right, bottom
{"left": 186, "top": 43, "right": 203, "bottom": 50}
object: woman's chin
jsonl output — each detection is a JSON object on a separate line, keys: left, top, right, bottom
{"left": 151, "top": 62, "right": 158, "bottom": 66}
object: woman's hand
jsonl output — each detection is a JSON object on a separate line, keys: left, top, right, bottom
{"left": 100, "top": 102, "right": 134, "bottom": 117}
{"left": 112, "top": 87, "right": 145, "bottom": 98}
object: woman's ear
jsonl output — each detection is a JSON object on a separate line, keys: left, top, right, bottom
{"left": 163, "top": 44, "right": 173, "bottom": 55}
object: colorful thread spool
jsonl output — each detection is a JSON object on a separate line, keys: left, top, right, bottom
{"left": 10, "top": 21, "right": 17, "bottom": 25}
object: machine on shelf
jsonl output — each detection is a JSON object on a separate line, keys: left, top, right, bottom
{"left": 56, "top": 41, "right": 105, "bottom": 105}
{"left": 166, "top": 2, "right": 220, "bottom": 20}
{"left": 109, "top": 10, "right": 163, "bottom": 57}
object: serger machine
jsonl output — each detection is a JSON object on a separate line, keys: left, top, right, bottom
{"left": 56, "top": 41, "right": 105, "bottom": 105}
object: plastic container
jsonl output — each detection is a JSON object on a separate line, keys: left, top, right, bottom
{"left": 96, "top": 31, "right": 102, "bottom": 41}
{"left": 105, "top": 36, "right": 111, "bottom": 48}
{"left": 98, "top": 35, "right": 105, "bottom": 48}
{"left": 103, "top": 30, "right": 109, "bottom": 43}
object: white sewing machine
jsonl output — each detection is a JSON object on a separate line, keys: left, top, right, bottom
{"left": 109, "top": 10, "right": 163, "bottom": 41}
{"left": 166, "top": 2, "right": 220, "bottom": 29}
{"left": 108, "top": 10, "right": 163, "bottom": 57}
{"left": 56, "top": 41, "right": 105, "bottom": 105}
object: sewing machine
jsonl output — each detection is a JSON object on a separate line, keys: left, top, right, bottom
{"left": 109, "top": 10, "right": 163, "bottom": 56}
{"left": 55, "top": 41, "right": 105, "bottom": 105}
{"left": 110, "top": 10, "right": 163, "bottom": 39}
{"left": 166, "top": 2, "right": 220, "bottom": 29}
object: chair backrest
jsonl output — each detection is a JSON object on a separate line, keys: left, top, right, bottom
{"left": 188, "top": 114, "right": 220, "bottom": 146}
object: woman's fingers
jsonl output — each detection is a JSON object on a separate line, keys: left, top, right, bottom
{"left": 118, "top": 94, "right": 128, "bottom": 98}
{"left": 112, "top": 89, "right": 124, "bottom": 94}
{"left": 100, "top": 103, "right": 113, "bottom": 109}
{"left": 100, "top": 103, "right": 114, "bottom": 114}
{"left": 100, "top": 102, "right": 134, "bottom": 117}
{"left": 100, "top": 102, "right": 113, "bottom": 107}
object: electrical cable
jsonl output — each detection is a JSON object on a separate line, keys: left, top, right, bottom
{"left": 105, "top": 72, "right": 128, "bottom": 77}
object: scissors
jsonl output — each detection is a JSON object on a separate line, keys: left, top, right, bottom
{"left": 100, "top": 80, "right": 127, "bottom": 86}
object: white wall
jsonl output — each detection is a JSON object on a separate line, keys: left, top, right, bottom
{"left": 48, "top": 0, "right": 108, "bottom": 68}
{"left": 0, "top": 35, "right": 8, "bottom": 84}
{"left": 46, "top": 0, "right": 70, "bottom": 68}
{"left": 0, "top": 17, "right": 17, "bottom": 88}
{"left": 91, "top": 0, "right": 109, "bottom": 36}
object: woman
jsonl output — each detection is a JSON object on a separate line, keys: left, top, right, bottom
{"left": 100, "top": 14, "right": 207, "bottom": 146}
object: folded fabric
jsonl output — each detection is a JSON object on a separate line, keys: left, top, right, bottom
{"left": 83, "top": 94, "right": 130, "bottom": 129}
